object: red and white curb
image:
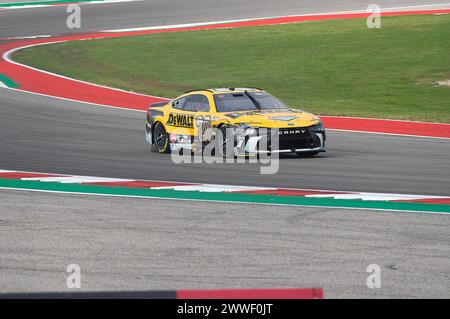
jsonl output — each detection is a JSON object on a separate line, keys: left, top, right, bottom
{"left": 1, "top": 169, "right": 449, "bottom": 205}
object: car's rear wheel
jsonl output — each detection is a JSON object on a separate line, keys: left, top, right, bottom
{"left": 152, "top": 122, "right": 170, "bottom": 153}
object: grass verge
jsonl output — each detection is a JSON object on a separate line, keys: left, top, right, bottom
{"left": 14, "top": 15, "right": 450, "bottom": 122}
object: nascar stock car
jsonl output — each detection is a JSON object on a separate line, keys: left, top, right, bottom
{"left": 145, "top": 88, "right": 326, "bottom": 157}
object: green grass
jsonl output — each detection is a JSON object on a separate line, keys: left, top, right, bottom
{"left": 14, "top": 15, "right": 450, "bottom": 122}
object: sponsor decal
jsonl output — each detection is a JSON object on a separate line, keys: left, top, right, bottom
{"left": 168, "top": 130, "right": 193, "bottom": 151}
{"left": 167, "top": 113, "right": 195, "bottom": 128}
{"left": 279, "top": 129, "right": 307, "bottom": 135}
{"left": 268, "top": 116, "right": 299, "bottom": 121}
{"left": 169, "top": 132, "right": 177, "bottom": 143}
{"left": 170, "top": 142, "right": 193, "bottom": 151}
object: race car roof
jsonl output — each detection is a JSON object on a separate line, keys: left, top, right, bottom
{"left": 185, "top": 88, "right": 263, "bottom": 94}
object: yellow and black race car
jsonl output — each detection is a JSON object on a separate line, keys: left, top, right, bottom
{"left": 145, "top": 88, "right": 326, "bottom": 156}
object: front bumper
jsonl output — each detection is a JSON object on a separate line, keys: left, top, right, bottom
{"left": 235, "top": 126, "right": 326, "bottom": 155}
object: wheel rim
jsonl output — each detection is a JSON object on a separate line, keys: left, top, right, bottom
{"left": 154, "top": 123, "right": 168, "bottom": 151}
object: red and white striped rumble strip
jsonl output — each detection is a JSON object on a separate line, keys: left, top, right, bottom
{"left": 1, "top": 169, "right": 449, "bottom": 204}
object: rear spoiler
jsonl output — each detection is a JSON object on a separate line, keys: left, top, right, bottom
{"left": 149, "top": 102, "right": 168, "bottom": 108}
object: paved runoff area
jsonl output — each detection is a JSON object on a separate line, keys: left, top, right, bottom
{"left": 0, "top": 189, "right": 448, "bottom": 298}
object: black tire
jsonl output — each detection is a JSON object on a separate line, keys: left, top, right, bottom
{"left": 151, "top": 122, "right": 170, "bottom": 153}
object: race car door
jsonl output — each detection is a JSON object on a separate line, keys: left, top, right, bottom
{"left": 182, "top": 94, "right": 213, "bottom": 142}
{"left": 166, "top": 95, "right": 196, "bottom": 137}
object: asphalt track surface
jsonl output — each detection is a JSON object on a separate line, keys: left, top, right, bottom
{"left": 0, "top": 0, "right": 449, "bottom": 297}
{"left": 1, "top": 0, "right": 449, "bottom": 38}
{"left": 1, "top": 89, "right": 450, "bottom": 196}
{"left": 1, "top": 189, "right": 449, "bottom": 298}
{"left": 0, "top": 0, "right": 449, "bottom": 195}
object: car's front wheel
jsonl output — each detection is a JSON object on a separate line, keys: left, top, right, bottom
{"left": 152, "top": 122, "right": 170, "bottom": 153}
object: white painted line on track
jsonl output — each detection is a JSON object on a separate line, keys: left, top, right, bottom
{"left": 2, "top": 169, "right": 449, "bottom": 203}
{"left": 21, "top": 176, "right": 135, "bottom": 183}
{"left": 151, "top": 184, "right": 276, "bottom": 193}
{"left": 1, "top": 5, "right": 48, "bottom": 10}
{"left": 13, "top": 170, "right": 447, "bottom": 201}
{"left": 3, "top": 87, "right": 146, "bottom": 112}
{"left": 323, "top": 115, "right": 450, "bottom": 126}
{"left": 5, "top": 4, "right": 449, "bottom": 39}
{"left": 87, "top": 0, "right": 145, "bottom": 4}
{"left": 4, "top": 85, "right": 449, "bottom": 140}
{"left": 307, "top": 193, "right": 448, "bottom": 201}
{"left": 327, "top": 129, "right": 450, "bottom": 141}
{"left": 3, "top": 42, "right": 170, "bottom": 101}
{"left": 0, "top": 0, "right": 144, "bottom": 10}
{"left": 101, "top": 4, "right": 450, "bottom": 33}
{"left": 1, "top": 186, "right": 449, "bottom": 216}
{"left": 1, "top": 35, "right": 52, "bottom": 40}
{"left": 2, "top": 7, "right": 449, "bottom": 141}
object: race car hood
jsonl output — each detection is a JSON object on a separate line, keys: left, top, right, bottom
{"left": 223, "top": 109, "right": 321, "bottom": 128}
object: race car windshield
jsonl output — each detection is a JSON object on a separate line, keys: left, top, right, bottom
{"left": 214, "top": 92, "right": 288, "bottom": 112}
